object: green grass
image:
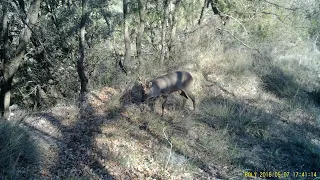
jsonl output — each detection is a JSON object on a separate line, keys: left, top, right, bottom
{"left": 0, "top": 120, "right": 39, "bottom": 179}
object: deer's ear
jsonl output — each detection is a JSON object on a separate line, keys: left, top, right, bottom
{"left": 148, "top": 81, "right": 153, "bottom": 87}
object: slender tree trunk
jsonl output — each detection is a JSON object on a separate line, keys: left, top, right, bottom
{"left": 170, "top": 0, "right": 181, "bottom": 40}
{"left": 198, "top": 0, "right": 207, "bottom": 25}
{"left": 0, "top": 0, "right": 41, "bottom": 118}
{"left": 136, "top": 0, "right": 145, "bottom": 73}
{"left": 209, "top": 0, "right": 220, "bottom": 15}
{"left": 1, "top": 4, "right": 9, "bottom": 63}
{"left": 136, "top": 0, "right": 145, "bottom": 59}
{"left": 1, "top": 4, "right": 11, "bottom": 119}
{"left": 77, "top": 0, "right": 89, "bottom": 104}
{"left": 209, "top": 0, "right": 227, "bottom": 25}
{"left": 160, "top": 0, "right": 171, "bottom": 65}
{"left": 198, "top": 0, "right": 226, "bottom": 25}
{"left": 155, "top": 0, "right": 161, "bottom": 30}
{"left": 123, "top": 0, "right": 131, "bottom": 72}
{"left": 167, "top": 0, "right": 181, "bottom": 60}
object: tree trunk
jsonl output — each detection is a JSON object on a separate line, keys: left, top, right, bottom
{"left": 77, "top": 0, "right": 89, "bottom": 104}
{"left": 136, "top": 0, "right": 145, "bottom": 59}
{"left": 0, "top": 0, "right": 41, "bottom": 118}
{"left": 167, "top": 0, "right": 181, "bottom": 60}
{"left": 160, "top": 0, "right": 171, "bottom": 65}
{"left": 1, "top": 4, "right": 10, "bottom": 119}
{"left": 123, "top": 0, "right": 131, "bottom": 72}
{"left": 209, "top": 0, "right": 227, "bottom": 25}
{"left": 198, "top": 0, "right": 207, "bottom": 25}
{"left": 198, "top": 0, "right": 226, "bottom": 25}
{"left": 1, "top": 4, "right": 9, "bottom": 64}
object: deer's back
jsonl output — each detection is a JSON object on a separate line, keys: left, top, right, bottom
{"left": 153, "top": 71, "right": 193, "bottom": 94}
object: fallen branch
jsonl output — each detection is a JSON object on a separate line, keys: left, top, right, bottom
{"left": 163, "top": 127, "right": 172, "bottom": 170}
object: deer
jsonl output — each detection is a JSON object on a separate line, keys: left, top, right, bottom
{"left": 140, "top": 71, "right": 196, "bottom": 116}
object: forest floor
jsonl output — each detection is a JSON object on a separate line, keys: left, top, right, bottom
{"left": 20, "top": 70, "right": 320, "bottom": 179}
{"left": 22, "top": 87, "right": 213, "bottom": 179}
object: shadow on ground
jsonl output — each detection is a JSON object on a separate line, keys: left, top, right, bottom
{"left": 18, "top": 79, "right": 320, "bottom": 179}
{"left": 198, "top": 96, "right": 320, "bottom": 173}
{"left": 22, "top": 100, "right": 118, "bottom": 179}
{"left": 253, "top": 59, "right": 320, "bottom": 107}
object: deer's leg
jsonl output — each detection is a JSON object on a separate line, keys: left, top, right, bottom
{"left": 184, "top": 90, "right": 196, "bottom": 111}
{"left": 148, "top": 97, "right": 155, "bottom": 112}
{"left": 180, "top": 91, "right": 188, "bottom": 109}
{"left": 180, "top": 91, "right": 188, "bottom": 99}
{"left": 161, "top": 95, "right": 168, "bottom": 116}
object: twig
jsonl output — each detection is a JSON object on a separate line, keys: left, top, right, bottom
{"left": 245, "top": 11, "right": 308, "bottom": 29}
{"left": 163, "top": 127, "right": 172, "bottom": 170}
{"left": 17, "top": 83, "right": 38, "bottom": 100}
{"left": 260, "top": 11, "right": 295, "bottom": 25}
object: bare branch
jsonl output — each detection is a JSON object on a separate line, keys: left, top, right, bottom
{"left": 218, "top": 28, "right": 271, "bottom": 61}
{"left": 264, "top": 0, "right": 298, "bottom": 11}
{"left": 259, "top": 11, "right": 309, "bottom": 29}
{"left": 221, "top": 13, "right": 248, "bottom": 34}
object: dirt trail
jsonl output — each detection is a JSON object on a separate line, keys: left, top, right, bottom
{"left": 22, "top": 88, "right": 117, "bottom": 179}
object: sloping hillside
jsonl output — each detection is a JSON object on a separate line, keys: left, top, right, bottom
{"left": 16, "top": 56, "right": 320, "bottom": 179}
{"left": 1, "top": 0, "right": 320, "bottom": 179}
